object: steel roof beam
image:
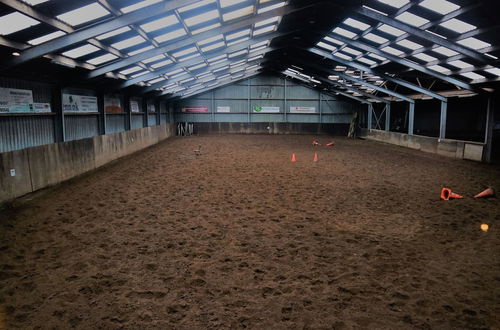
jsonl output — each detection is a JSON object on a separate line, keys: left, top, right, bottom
{"left": 307, "top": 47, "right": 447, "bottom": 101}
{"left": 356, "top": 6, "right": 491, "bottom": 64}
{"left": 326, "top": 32, "right": 476, "bottom": 91}
{"left": 88, "top": 4, "right": 305, "bottom": 78}
{"left": 290, "top": 56, "right": 414, "bottom": 103}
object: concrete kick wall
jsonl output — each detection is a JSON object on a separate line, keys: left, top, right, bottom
{"left": 360, "top": 129, "right": 485, "bottom": 162}
{"left": 193, "top": 122, "right": 350, "bottom": 135}
{"left": 0, "top": 124, "right": 175, "bottom": 205}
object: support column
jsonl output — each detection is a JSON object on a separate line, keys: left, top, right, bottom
{"left": 52, "top": 85, "right": 65, "bottom": 142}
{"left": 123, "top": 94, "right": 131, "bottom": 130}
{"left": 408, "top": 102, "right": 415, "bottom": 135}
{"left": 483, "top": 96, "right": 495, "bottom": 163}
{"left": 156, "top": 98, "right": 161, "bottom": 126}
{"left": 367, "top": 104, "right": 373, "bottom": 130}
{"left": 211, "top": 90, "right": 215, "bottom": 123}
{"left": 97, "top": 92, "right": 106, "bottom": 135}
{"left": 247, "top": 79, "right": 251, "bottom": 123}
{"left": 142, "top": 97, "right": 148, "bottom": 127}
{"left": 284, "top": 78, "right": 287, "bottom": 123}
{"left": 385, "top": 102, "right": 391, "bottom": 131}
{"left": 439, "top": 100, "right": 448, "bottom": 139}
{"left": 319, "top": 92, "right": 322, "bottom": 124}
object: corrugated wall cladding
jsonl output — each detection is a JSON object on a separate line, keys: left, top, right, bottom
{"left": 147, "top": 114, "right": 157, "bottom": 127}
{"left": 131, "top": 114, "right": 144, "bottom": 129}
{"left": 0, "top": 116, "right": 55, "bottom": 153}
{"left": 175, "top": 76, "right": 365, "bottom": 124}
{"left": 107, "top": 115, "right": 126, "bottom": 134}
{"left": 64, "top": 115, "right": 99, "bottom": 142}
{"left": 0, "top": 77, "right": 53, "bottom": 103}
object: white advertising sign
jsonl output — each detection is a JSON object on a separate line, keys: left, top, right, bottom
{"left": 130, "top": 101, "right": 140, "bottom": 113}
{"left": 0, "top": 87, "right": 34, "bottom": 113}
{"left": 217, "top": 106, "right": 230, "bottom": 113}
{"left": 290, "top": 106, "right": 316, "bottom": 113}
{"left": 147, "top": 103, "right": 156, "bottom": 113}
{"left": 253, "top": 106, "right": 280, "bottom": 113}
{"left": 62, "top": 94, "right": 98, "bottom": 112}
{"left": 32, "top": 103, "right": 52, "bottom": 113}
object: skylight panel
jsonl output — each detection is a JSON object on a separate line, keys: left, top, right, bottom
{"left": 448, "top": 60, "right": 473, "bottom": 69}
{"left": 460, "top": 72, "right": 484, "bottom": 80}
{"left": 140, "top": 15, "right": 178, "bottom": 32}
{"left": 189, "top": 63, "right": 207, "bottom": 71}
{"left": 255, "top": 16, "right": 280, "bottom": 28}
{"left": 22, "top": 0, "right": 50, "bottom": 5}
{"left": 151, "top": 59, "right": 173, "bottom": 68}
{"left": 364, "top": 33, "right": 388, "bottom": 44}
{"left": 485, "top": 68, "right": 500, "bottom": 76}
{"left": 253, "top": 25, "right": 276, "bottom": 36}
{"left": 344, "top": 18, "right": 370, "bottom": 31}
{"left": 185, "top": 9, "right": 219, "bottom": 27}
{"left": 228, "top": 49, "right": 248, "bottom": 58}
{"left": 198, "top": 34, "right": 223, "bottom": 46}
{"left": 213, "top": 65, "right": 229, "bottom": 73}
{"left": 317, "top": 42, "right": 336, "bottom": 51}
{"left": 148, "top": 77, "right": 166, "bottom": 84}
{"left": 377, "top": 0, "right": 409, "bottom": 8}
{"left": 228, "top": 37, "right": 250, "bottom": 47}
{"left": 412, "top": 53, "right": 437, "bottom": 62}
{"left": 440, "top": 19, "right": 476, "bottom": 33}
{"left": 396, "top": 12, "right": 429, "bottom": 27}
{"left": 173, "top": 46, "right": 197, "bottom": 58}
{"left": 257, "top": 1, "right": 285, "bottom": 14}
{"left": 128, "top": 45, "right": 154, "bottom": 56}
{"left": 112, "top": 36, "right": 146, "bottom": 50}
{"left": 178, "top": 0, "right": 215, "bottom": 12}
{"left": 192, "top": 23, "right": 221, "bottom": 34}
{"left": 208, "top": 54, "right": 226, "bottom": 62}
{"left": 142, "top": 54, "right": 165, "bottom": 64}
{"left": 335, "top": 53, "right": 353, "bottom": 61}
{"left": 357, "top": 57, "right": 377, "bottom": 65}
{"left": 324, "top": 36, "right": 343, "bottom": 45}
{"left": 119, "top": 66, "right": 143, "bottom": 75}
{"left": 396, "top": 39, "right": 423, "bottom": 50}
{"left": 251, "top": 40, "right": 269, "bottom": 48}
{"left": 96, "top": 27, "right": 131, "bottom": 40}
{"left": 249, "top": 45, "right": 267, "bottom": 53}
{"left": 180, "top": 77, "right": 195, "bottom": 84}
{"left": 87, "top": 53, "right": 118, "bottom": 65}
{"left": 121, "top": 0, "right": 162, "bottom": 13}
{"left": 62, "top": 44, "right": 100, "bottom": 58}
{"left": 28, "top": 31, "right": 65, "bottom": 45}
{"left": 429, "top": 65, "right": 449, "bottom": 73}
{"left": 332, "top": 27, "right": 357, "bottom": 39}
{"left": 223, "top": 5, "right": 254, "bottom": 21}
{"left": 201, "top": 41, "right": 225, "bottom": 52}
{"left": 343, "top": 47, "right": 362, "bottom": 56}
{"left": 377, "top": 24, "right": 404, "bottom": 37}
{"left": 131, "top": 70, "right": 149, "bottom": 78}
{"left": 211, "top": 58, "right": 227, "bottom": 65}
{"left": 178, "top": 54, "right": 199, "bottom": 62}
{"left": 221, "top": 0, "right": 247, "bottom": 7}
{"left": 419, "top": 0, "right": 459, "bottom": 15}
{"left": 231, "top": 60, "right": 246, "bottom": 68}
{"left": 57, "top": 3, "right": 109, "bottom": 26}
{"left": 381, "top": 46, "right": 404, "bottom": 56}
{"left": 248, "top": 54, "right": 263, "bottom": 61}
{"left": 368, "top": 53, "right": 386, "bottom": 61}
{"left": 227, "top": 29, "right": 251, "bottom": 41}
{"left": 457, "top": 37, "right": 491, "bottom": 50}
{"left": 433, "top": 46, "right": 458, "bottom": 56}
{"left": 155, "top": 29, "right": 187, "bottom": 43}
{"left": 166, "top": 68, "right": 184, "bottom": 76}
{"left": 0, "top": 12, "right": 40, "bottom": 35}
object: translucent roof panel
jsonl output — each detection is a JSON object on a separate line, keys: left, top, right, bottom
{"left": 221, "top": 0, "right": 249, "bottom": 8}
{"left": 396, "top": 39, "right": 423, "bottom": 50}
{"left": 112, "top": 36, "right": 147, "bottom": 50}
{"left": 184, "top": 9, "right": 220, "bottom": 27}
{"left": 155, "top": 29, "right": 187, "bottom": 43}
{"left": 21, "top": 0, "right": 50, "bottom": 5}
{"left": 224, "top": 5, "right": 254, "bottom": 21}
{"left": 439, "top": 19, "right": 476, "bottom": 33}
{"left": 332, "top": 27, "right": 357, "bottom": 39}
{"left": 140, "top": 15, "right": 179, "bottom": 32}
{"left": 396, "top": 12, "right": 429, "bottom": 27}
{"left": 377, "top": 0, "right": 410, "bottom": 9}
{"left": 364, "top": 33, "right": 389, "bottom": 44}
{"left": 457, "top": 37, "right": 491, "bottom": 50}
{"left": 62, "top": 44, "right": 100, "bottom": 59}
{"left": 253, "top": 25, "right": 276, "bottom": 36}
{"left": 28, "top": 31, "right": 65, "bottom": 45}
{"left": 0, "top": 12, "right": 40, "bottom": 35}
{"left": 120, "top": 0, "right": 162, "bottom": 13}
{"left": 460, "top": 72, "right": 485, "bottom": 80}
{"left": 433, "top": 46, "right": 458, "bottom": 57}
{"left": 419, "top": 0, "right": 460, "bottom": 15}
{"left": 57, "top": 3, "right": 110, "bottom": 26}
{"left": 448, "top": 60, "right": 473, "bottom": 69}
{"left": 412, "top": 53, "right": 438, "bottom": 62}
{"left": 377, "top": 24, "right": 405, "bottom": 37}
{"left": 255, "top": 16, "right": 280, "bottom": 28}
{"left": 343, "top": 18, "right": 370, "bottom": 31}
{"left": 96, "top": 27, "right": 131, "bottom": 40}
{"left": 257, "top": 1, "right": 285, "bottom": 14}
{"left": 87, "top": 53, "right": 119, "bottom": 65}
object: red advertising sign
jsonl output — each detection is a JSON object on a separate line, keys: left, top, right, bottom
{"left": 182, "top": 106, "right": 208, "bottom": 113}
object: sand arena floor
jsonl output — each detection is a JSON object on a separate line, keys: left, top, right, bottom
{"left": 0, "top": 134, "right": 499, "bottom": 329}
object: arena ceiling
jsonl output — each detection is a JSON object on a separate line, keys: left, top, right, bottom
{"left": 0, "top": 0, "right": 499, "bottom": 103}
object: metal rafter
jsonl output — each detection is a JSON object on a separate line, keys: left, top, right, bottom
{"left": 307, "top": 47, "right": 447, "bottom": 101}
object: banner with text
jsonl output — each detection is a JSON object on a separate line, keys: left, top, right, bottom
{"left": 182, "top": 106, "right": 208, "bottom": 113}
{"left": 253, "top": 106, "right": 280, "bottom": 113}
{"left": 290, "top": 106, "right": 316, "bottom": 113}
{"left": 105, "top": 96, "right": 123, "bottom": 113}
{"left": 63, "top": 94, "right": 98, "bottom": 113}
{"left": 0, "top": 87, "right": 34, "bottom": 113}
{"left": 217, "top": 106, "right": 230, "bottom": 113}
{"left": 130, "top": 100, "right": 140, "bottom": 113}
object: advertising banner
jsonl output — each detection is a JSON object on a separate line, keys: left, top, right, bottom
{"left": 32, "top": 103, "right": 52, "bottom": 113}
{"left": 62, "top": 94, "right": 98, "bottom": 112}
{"left": 290, "top": 106, "right": 316, "bottom": 113}
{"left": 182, "top": 106, "right": 209, "bottom": 113}
{"left": 217, "top": 106, "right": 230, "bottom": 113}
{"left": 104, "top": 96, "right": 123, "bottom": 113}
{"left": 130, "top": 100, "right": 140, "bottom": 113}
{"left": 147, "top": 103, "right": 156, "bottom": 113}
{"left": 253, "top": 106, "right": 280, "bottom": 113}
{"left": 0, "top": 87, "right": 34, "bottom": 113}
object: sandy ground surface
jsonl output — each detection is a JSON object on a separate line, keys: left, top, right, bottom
{"left": 0, "top": 134, "right": 499, "bottom": 330}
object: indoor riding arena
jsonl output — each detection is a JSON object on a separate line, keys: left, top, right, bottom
{"left": 0, "top": 1, "right": 499, "bottom": 329}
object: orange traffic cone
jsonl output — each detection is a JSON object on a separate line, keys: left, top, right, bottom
{"left": 312, "top": 140, "right": 320, "bottom": 146}
{"left": 291, "top": 153, "right": 297, "bottom": 162}
{"left": 474, "top": 187, "right": 495, "bottom": 198}
{"left": 326, "top": 142, "right": 335, "bottom": 147}
{"left": 440, "top": 187, "right": 463, "bottom": 200}
{"left": 313, "top": 152, "right": 318, "bottom": 162}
